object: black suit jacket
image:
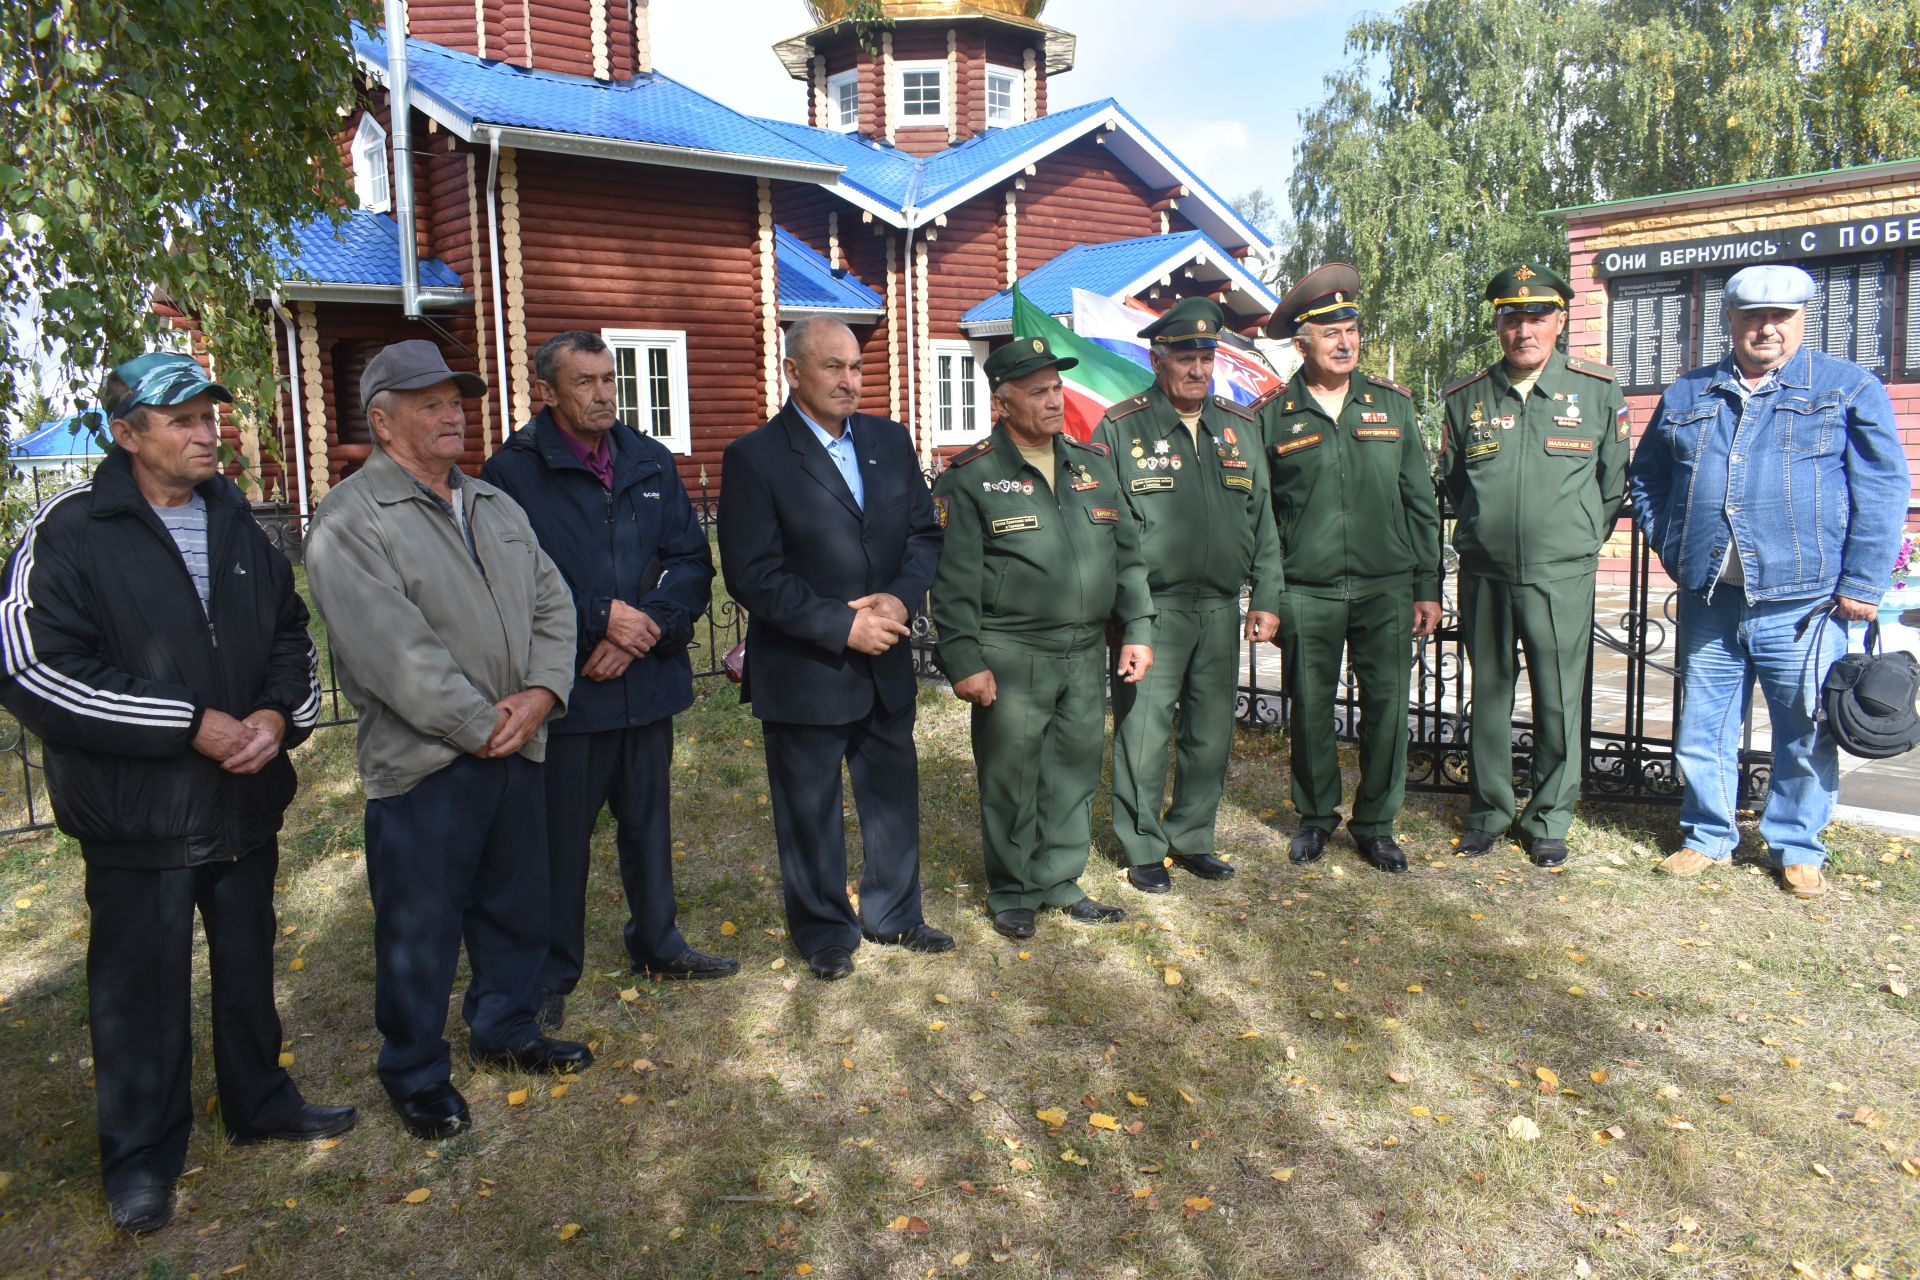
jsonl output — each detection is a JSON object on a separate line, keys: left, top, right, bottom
{"left": 717, "top": 404, "right": 942, "bottom": 725}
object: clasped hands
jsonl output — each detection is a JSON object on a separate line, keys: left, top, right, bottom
{"left": 846, "top": 592, "right": 912, "bottom": 656}
{"left": 192, "top": 708, "right": 287, "bottom": 775}
{"left": 583, "top": 599, "right": 661, "bottom": 682}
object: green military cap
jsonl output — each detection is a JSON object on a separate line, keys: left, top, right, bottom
{"left": 107, "top": 351, "right": 231, "bottom": 419}
{"left": 984, "top": 334, "right": 1080, "bottom": 389}
{"left": 1266, "top": 262, "right": 1362, "bottom": 338}
{"left": 1136, "top": 296, "right": 1223, "bottom": 349}
{"left": 1485, "top": 263, "right": 1572, "bottom": 315}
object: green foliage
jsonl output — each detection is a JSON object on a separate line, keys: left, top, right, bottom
{"left": 1284, "top": 0, "right": 1920, "bottom": 399}
{"left": 0, "top": 0, "right": 378, "bottom": 441}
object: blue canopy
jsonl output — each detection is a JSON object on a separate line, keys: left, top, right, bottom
{"left": 10, "top": 412, "right": 109, "bottom": 467}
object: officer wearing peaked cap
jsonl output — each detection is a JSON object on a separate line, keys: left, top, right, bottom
{"left": 1259, "top": 265, "right": 1443, "bottom": 873}
{"left": 1439, "top": 263, "right": 1631, "bottom": 868}
{"left": 931, "top": 334, "right": 1155, "bottom": 940}
{"left": 1091, "top": 296, "right": 1280, "bottom": 895}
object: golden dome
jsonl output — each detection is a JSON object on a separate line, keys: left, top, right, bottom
{"left": 804, "top": 1, "right": 1049, "bottom": 23}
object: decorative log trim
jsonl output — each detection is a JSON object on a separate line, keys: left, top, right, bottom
{"left": 885, "top": 236, "right": 900, "bottom": 421}
{"left": 463, "top": 152, "right": 496, "bottom": 455}
{"left": 500, "top": 147, "right": 531, "bottom": 427}
{"left": 1004, "top": 187, "right": 1017, "bottom": 286}
{"left": 757, "top": 178, "right": 779, "bottom": 420}
{"left": 297, "top": 302, "right": 329, "bottom": 504}
{"left": 589, "top": 0, "right": 610, "bottom": 78}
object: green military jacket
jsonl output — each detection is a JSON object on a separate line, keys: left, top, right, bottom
{"left": 930, "top": 424, "right": 1155, "bottom": 684}
{"left": 1259, "top": 372, "right": 1444, "bottom": 600}
{"left": 1090, "top": 387, "right": 1281, "bottom": 613}
{"left": 1439, "top": 350, "right": 1630, "bottom": 584}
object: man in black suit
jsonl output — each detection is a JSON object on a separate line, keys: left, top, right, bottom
{"left": 718, "top": 316, "right": 951, "bottom": 979}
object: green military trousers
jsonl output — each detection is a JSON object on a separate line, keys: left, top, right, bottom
{"left": 1277, "top": 588, "right": 1414, "bottom": 838}
{"left": 1109, "top": 599, "right": 1241, "bottom": 866}
{"left": 1458, "top": 568, "right": 1595, "bottom": 840}
{"left": 972, "top": 632, "right": 1108, "bottom": 913}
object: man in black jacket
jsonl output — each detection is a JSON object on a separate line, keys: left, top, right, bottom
{"left": 482, "top": 332, "right": 732, "bottom": 1027}
{"left": 718, "top": 316, "right": 950, "bottom": 980}
{"left": 0, "top": 353, "right": 352, "bottom": 1235}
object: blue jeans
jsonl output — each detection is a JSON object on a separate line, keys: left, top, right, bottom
{"left": 1674, "top": 590, "right": 1847, "bottom": 866}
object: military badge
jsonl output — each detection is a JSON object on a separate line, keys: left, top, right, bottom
{"left": 932, "top": 495, "right": 950, "bottom": 528}
{"left": 1222, "top": 427, "right": 1237, "bottom": 445}
{"left": 1615, "top": 407, "right": 1631, "bottom": 440}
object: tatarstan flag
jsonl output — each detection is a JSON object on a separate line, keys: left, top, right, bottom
{"left": 1011, "top": 284, "right": 1153, "bottom": 440}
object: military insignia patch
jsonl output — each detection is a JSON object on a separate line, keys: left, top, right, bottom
{"left": 1466, "top": 440, "right": 1500, "bottom": 461}
{"left": 1087, "top": 507, "right": 1120, "bottom": 523}
{"left": 1130, "top": 476, "right": 1176, "bottom": 493}
{"left": 1222, "top": 475, "right": 1253, "bottom": 492}
{"left": 1616, "top": 407, "right": 1631, "bottom": 440}
{"left": 932, "top": 495, "right": 950, "bottom": 528}
{"left": 1359, "top": 411, "right": 1391, "bottom": 424}
{"left": 1274, "top": 433, "right": 1323, "bottom": 455}
{"left": 990, "top": 514, "right": 1041, "bottom": 535}
{"left": 1354, "top": 426, "right": 1400, "bottom": 440}
{"left": 1514, "top": 264, "right": 1535, "bottom": 281}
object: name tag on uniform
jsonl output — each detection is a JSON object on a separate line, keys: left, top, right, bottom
{"left": 1274, "top": 433, "right": 1323, "bottom": 456}
{"left": 1359, "top": 411, "right": 1391, "bottom": 424}
{"left": 1552, "top": 415, "right": 1581, "bottom": 428}
{"left": 1220, "top": 458, "right": 1248, "bottom": 469}
{"left": 990, "top": 514, "right": 1040, "bottom": 535}
{"left": 1466, "top": 440, "right": 1500, "bottom": 461}
{"left": 1544, "top": 437, "right": 1593, "bottom": 454}
{"left": 1354, "top": 426, "right": 1400, "bottom": 440}
{"left": 1130, "top": 476, "right": 1176, "bottom": 493}
{"left": 1087, "top": 507, "right": 1119, "bottom": 523}
{"left": 1221, "top": 475, "right": 1253, "bottom": 492}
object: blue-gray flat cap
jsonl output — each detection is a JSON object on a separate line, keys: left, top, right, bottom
{"left": 1724, "top": 264, "right": 1816, "bottom": 310}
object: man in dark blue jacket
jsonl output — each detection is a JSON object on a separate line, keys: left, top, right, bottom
{"left": 0, "top": 353, "right": 352, "bottom": 1234}
{"left": 483, "top": 331, "right": 731, "bottom": 1027}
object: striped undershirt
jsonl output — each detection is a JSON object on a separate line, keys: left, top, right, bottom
{"left": 151, "top": 492, "right": 211, "bottom": 613}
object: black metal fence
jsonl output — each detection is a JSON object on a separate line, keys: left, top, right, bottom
{"left": 0, "top": 469, "right": 1739, "bottom": 839}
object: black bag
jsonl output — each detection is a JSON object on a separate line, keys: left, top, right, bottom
{"left": 1819, "top": 622, "right": 1920, "bottom": 759}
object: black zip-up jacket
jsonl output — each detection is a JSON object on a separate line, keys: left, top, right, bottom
{"left": 0, "top": 450, "right": 321, "bottom": 867}
{"left": 480, "top": 411, "right": 713, "bottom": 734}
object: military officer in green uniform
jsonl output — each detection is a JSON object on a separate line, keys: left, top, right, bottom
{"left": 1091, "top": 297, "right": 1280, "bottom": 894}
{"left": 1260, "top": 264, "right": 1443, "bottom": 873}
{"left": 1439, "top": 263, "right": 1630, "bottom": 867}
{"left": 931, "top": 336, "right": 1155, "bottom": 940}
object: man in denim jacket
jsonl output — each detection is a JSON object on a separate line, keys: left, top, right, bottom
{"left": 1629, "top": 264, "right": 1911, "bottom": 899}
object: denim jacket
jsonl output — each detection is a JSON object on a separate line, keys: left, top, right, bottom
{"left": 1628, "top": 345, "right": 1910, "bottom": 605}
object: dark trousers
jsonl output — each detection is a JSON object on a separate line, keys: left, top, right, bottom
{"left": 542, "top": 720, "right": 686, "bottom": 993}
{"left": 85, "top": 843, "right": 301, "bottom": 1195}
{"left": 364, "top": 754, "right": 549, "bottom": 1100}
{"left": 1279, "top": 588, "right": 1415, "bottom": 837}
{"left": 761, "top": 698, "right": 924, "bottom": 958}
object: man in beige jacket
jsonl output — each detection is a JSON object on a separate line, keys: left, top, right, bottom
{"left": 307, "top": 341, "right": 586, "bottom": 1142}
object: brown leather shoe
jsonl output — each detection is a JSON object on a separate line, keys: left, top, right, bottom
{"left": 1658, "top": 848, "right": 1724, "bottom": 876}
{"left": 1782, "top": 865, "right": 1828, "bottom": 899}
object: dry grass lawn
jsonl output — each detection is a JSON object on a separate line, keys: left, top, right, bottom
{"left": 0, "top": 682, "right": 1916, "bottom": 1280}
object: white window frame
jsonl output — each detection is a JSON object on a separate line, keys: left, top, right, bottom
{"left": 826, "top": 68, "right": 859, "bottom": 131}
{"left": 603, "top": 328, "right": 691, "bottom": 456}
{"left": 891, "top": 59, "right": 946, "bottom": 125}
{"left": 350, "top": 114, "right": 390, "bottom": 213}
{"left": 984, "top": 64, "right": 1021, "bottom": 126}
{"left": 930, "top": 339, "right": 991, "bottom": 445}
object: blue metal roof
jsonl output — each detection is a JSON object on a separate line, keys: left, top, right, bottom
{"left": 355, "top": 30, "right": 837, "bottom": 173}
{"left": 961, "top": 231, "right": 1278, "bottom": 325}
{"left": 279, "top": 210, "right": 463, "bottom": 289}
{"left": 915, "top": 100, "right": 1111, "bottom": 205}
{"left": 751, "top": 117, "right": 921, "bottom": 208}
{"left": 11, "top": 412, "right": 107, "bottom": 464}
{"left": 775, "top": 227, "right": 882, "bottom": 313}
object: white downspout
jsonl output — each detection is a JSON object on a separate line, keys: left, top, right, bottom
{"left": 485, "top": 134, "right": 512, "bottom": 445}
{"left": 384, "top": 0, "right": 422, "bottom": 318}
{"left": 903, "top": 220, "right": 917, "bottom": 448}
{"left": 270, "top": 293, "right": 311, "bottom": 522}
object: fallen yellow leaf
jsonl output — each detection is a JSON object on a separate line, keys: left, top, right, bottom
{"left": 288, "top": 957, "right": 305, "bottom": 972}
{"left": 1567, "top": 986, "right": 1586, "bottom": 997}
{"left": 950, "top": 1252, "right": 971, "bottom": 1267}
{"left": 1178, "top": 1089, "right": 1197, "bottom": 1105}
{"left": 557, "top": 1223, "right": 581, "bottom": 1240}
{"left": 1088, "top": 1113, "right": 1120, "bottom": 1131}
{"left": 619, "top": 986, "right": 639, "bottom": 1003}
{"left": 549, "top": 1083, "right": 569, "bottom": 1099}
{"left": 1589, "top": 1069, "right": 1610, "bottom": 1084}
{"left": 1183, "top": 1195, "right": 1213, "bottom": 1212}
{"left": 403, "top": 1187, "right": 432, "bottom": 1204}
{"left": 1405, "top": 984, "right": 1424, "bottom": 993}
{"left": 719, "top": 920, "right": 738, "bottom": 936}
{"left": 888, "top": 1215, "right": 910, "bottom": 1230}
{"left": 315, "top": 1138, "right": 340, "bottom": 1151}
{"left": 1035, "top": 1107, "right": 1068, "bottom": 1126}
{"left": 1789, "top": 1262, "right": 1820, "bottom": 1278}
{"left": 1164, "top": 967, "right": 1183, "bottom": 986}
{"left": 933, "top": 994, "right": 951, "bottom": 1005}
{"left": 1126, "top": 1092, "right": 1149, "bottom": 1107}
{"left": 1059, "top": 1148, "right": 1088, "bottom": 1166}
{"left": 1783, "top": 1056, "right": 1802, "bottom": 1070}
{"left": 1812, "top": 1162, "right": 1834, "bottom": 1181}
{"left": 796, "top": 1266, "right": 814, "bottom": 1276}
{"left": 619, "top": 1093, "right": 639, "bottom": 1105}
{"left": 1131, "top": 1186, "right": 1152, "bottom": 1198}
{"left": 1506, "top": 1116, "right": 1541, "bottom": 1142}
{"left": 1535, "top": 1067, "right": 1561, "bottom": 1089}
{"left": 277, "top": 1051, "right": 295, "bottom": 1068}
{"left": 928, "top": 1021, "right": 946, "bottom": 1032}
{"left": 507, "top": 1088, "right": 529, "bottom": 1106}
{"left": 1270, "top": 1168, "right": 1294, "bottom": 1182}
{"left": 1237, "top": 1030, "right": 1260, "bottom": 1039}
{"left": 842, "top": 1058, "right": 855, "bottom": 1071}
{"left": 770, "top": 958, "right": 785, "bottom": 970}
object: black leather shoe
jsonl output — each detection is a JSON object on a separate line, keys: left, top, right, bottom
{"left": 640, "top": 948, "right": 741, "bottom": 980}
{"left": 1169, "top": 851, "right": 1236, "bottom": 880}
{"left": 1290, "top": 827, "right": 1329, "bottom": 865}
{"left": 1356, "top": 834, "right": 1408, "bottom": 874}
{"left": 1059, "top": 897, "right": 1126, "bottom": 924}
{"left": 1529, "top": 838, "right": 1570, "bottom": 868}
{"left": 394, "top": 1082, "right": 470, "bottom": 1140}
{"left": 472, "top": 1036, "right": 594, "bottom": 1074}
{"left": 108, "top": 1177, "right": 174, "bottom": 1235}
{"left": 861, "top": 922, "right": 956, "bottom": 953}
{"left": 228, "top": 1102, "right": 358, "bottom": 1146}
{"left": 808, "top": 945, "right": 855, "bottom": 980}
{"left": 1126, "top": 863, "right": 1172, "bottom": 893}
{"left": 536, "top": 990, "right": 566, "bottom": 1032}
{"left": 1457, "top": 829, "right": 1501, "bottom": 857}
{"left": 991, "top": 908, "right": 1036, "bottom": 940}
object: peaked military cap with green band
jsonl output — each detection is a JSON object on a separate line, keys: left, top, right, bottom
{"left": 984, "top": 334, "right": 1079, "bottom": 389}
{"left": 1485, "top": 262, "right": 1572, "bottom": 316}
{"left": 1136, "top": 296, "right": 1223, "bottom": 350}
{"left": 1266, "top": 262, "right": 1362, "bottom": 338}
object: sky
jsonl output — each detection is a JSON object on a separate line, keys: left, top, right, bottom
{"left": 645, "top": 0, "right": 1359, "bottom": 231}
